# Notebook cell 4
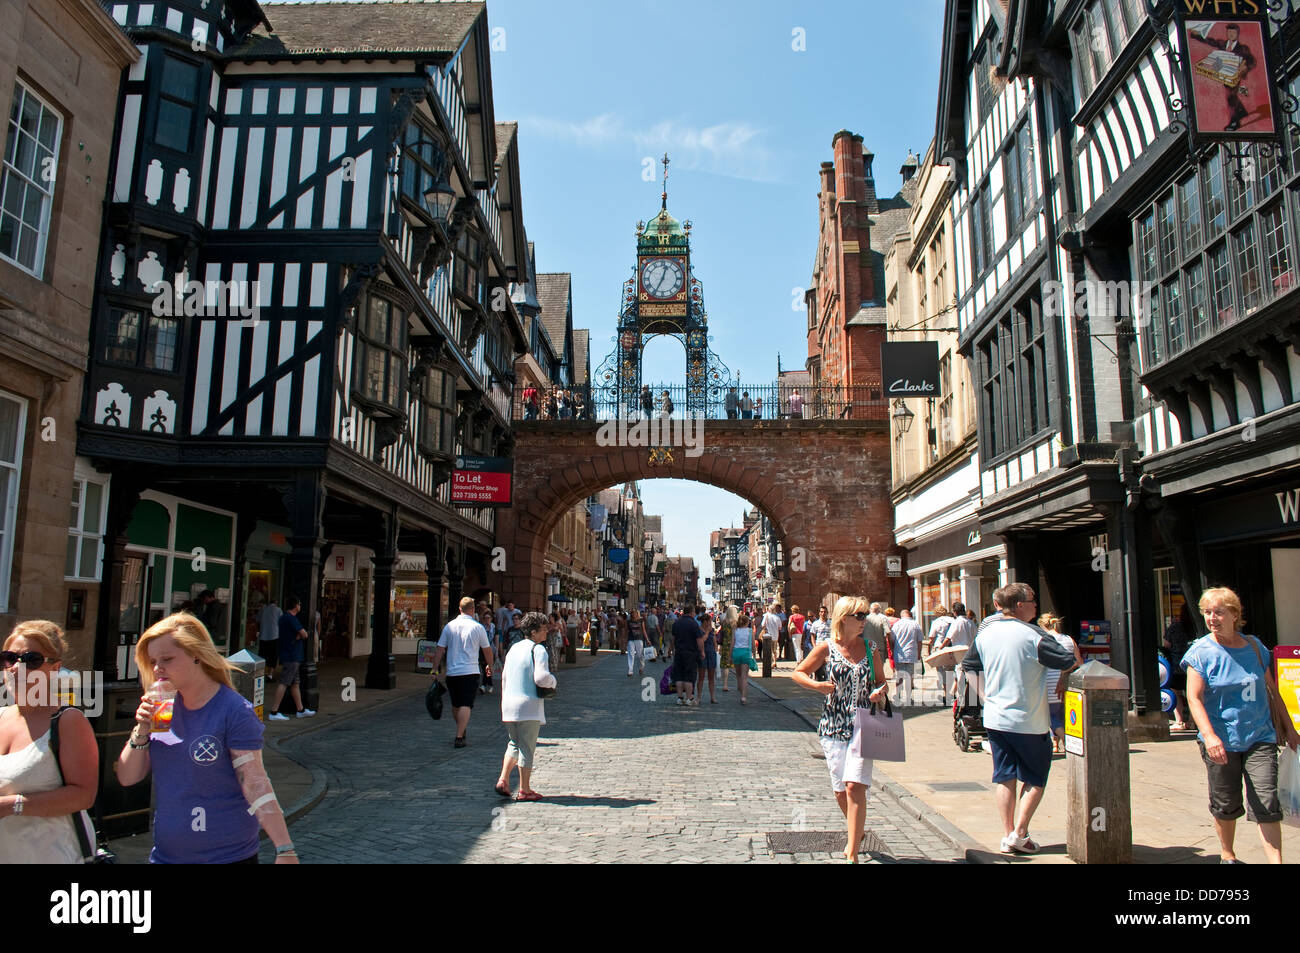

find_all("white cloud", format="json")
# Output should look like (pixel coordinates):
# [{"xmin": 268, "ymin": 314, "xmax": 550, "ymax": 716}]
[{"xmin": 519, "ymin": 114, "xmax": 778, "ymax": 182}]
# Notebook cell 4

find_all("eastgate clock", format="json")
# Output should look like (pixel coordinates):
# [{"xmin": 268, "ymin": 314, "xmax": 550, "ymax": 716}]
[{"xmin": 641, "ymin": 257, "xmax": 684, "ymax": 299}]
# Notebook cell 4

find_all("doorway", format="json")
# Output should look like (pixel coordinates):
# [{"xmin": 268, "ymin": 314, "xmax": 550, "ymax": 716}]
[{"xmin": 321, "ymin": 580, "xmax": 354, "ymax": 659}]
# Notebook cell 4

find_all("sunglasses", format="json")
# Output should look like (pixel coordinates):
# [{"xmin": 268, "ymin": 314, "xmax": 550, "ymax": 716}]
[
  {"xmin": 1, "ymin": 650, "xmax": 51, "ymax": 668},
  {"xmin": 851, "ymin": 612, "xmax": 868, "ymax": 621}
]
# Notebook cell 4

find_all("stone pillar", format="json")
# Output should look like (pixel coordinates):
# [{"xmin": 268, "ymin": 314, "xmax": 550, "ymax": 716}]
[{"xmin": 959, "ymin": 566, "xmax": 980, "ymax": 614}]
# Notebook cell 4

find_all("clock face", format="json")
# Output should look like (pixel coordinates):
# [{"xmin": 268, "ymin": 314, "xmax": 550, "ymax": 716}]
[{"xmin": 641, "ymin": 257, "xmax": 685, "ymax": 299}]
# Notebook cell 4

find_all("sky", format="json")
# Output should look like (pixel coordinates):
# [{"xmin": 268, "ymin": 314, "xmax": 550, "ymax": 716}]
[
  {"xmin": 282, "ymin": 0, "xmax": 947, "ymax": 599},
  {"xmin": 479, "ymin": 0, "xmax": 946, "ymax": 600}
]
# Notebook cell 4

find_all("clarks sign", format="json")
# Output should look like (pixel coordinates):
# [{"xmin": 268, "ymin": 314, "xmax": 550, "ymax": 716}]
[{"xmin": 880, "ymin": 342, "xmax": 940, "ymax": 396}]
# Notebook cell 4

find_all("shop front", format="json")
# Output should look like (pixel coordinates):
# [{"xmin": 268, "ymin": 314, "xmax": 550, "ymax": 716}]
[
  {"xmin": 904, "ymin": 521, "xmax": 1007, "ymax": 634},
  {"xmin": 321, "ymin": 545, "xmax": 374, "ymax": 660},
  {"xmin": 240, "ymin": 521, "xmax": 291, "ymax": 654}
]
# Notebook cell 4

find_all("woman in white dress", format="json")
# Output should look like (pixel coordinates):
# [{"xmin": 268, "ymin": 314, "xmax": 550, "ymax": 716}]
[{"xmin": 0, "ymin": 621, "xmax": 98, "ymax": 864}]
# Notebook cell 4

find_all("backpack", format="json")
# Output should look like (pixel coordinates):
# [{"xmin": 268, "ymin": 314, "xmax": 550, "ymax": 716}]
[
  {"xmin": 664, "ymin": 397, "xmax": 674, "ymax": 413},
  {"xmin": 659, "ymin": 665, "xmax": 676, "ymax": 695}
]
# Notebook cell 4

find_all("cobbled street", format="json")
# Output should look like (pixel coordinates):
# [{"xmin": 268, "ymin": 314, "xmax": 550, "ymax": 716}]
[{"xmin": 262, "ymin": 652, "xmax": 965, "ymax": 864}]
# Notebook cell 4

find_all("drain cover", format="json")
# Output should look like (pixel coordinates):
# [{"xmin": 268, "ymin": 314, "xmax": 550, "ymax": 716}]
[
  {"xmin": 924, "ymin": 782, "xmax": 986, "ymax": 792},
  {"xmin": 767, "ymin": 830, "xmax": 890, "ymax": 855}
]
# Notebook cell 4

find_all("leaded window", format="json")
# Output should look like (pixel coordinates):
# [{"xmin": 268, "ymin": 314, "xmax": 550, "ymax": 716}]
[
  {"xmin": 1234, "ymin": 222, "xmax": 1261, "ymax": 314},
  {"xmin": 103, "ymin": 307, "xmax": 180, "ymax": 372},
  {"xmin": 155, "ymin": 55, "xmax": 200, "ymax": 153},
  {"xmin": 978, "ymin": 289, "xmax": 1052, "ymax": 461},
  {"xmin": 1179, "ymin": 172, "xmax": 1202, "ymax": 255},
  {"xmin": 1261, "ymin": 202, "xmax": 1292, "ymax": 295},
  {"xmin": 1, "ymin": 82, "xmax": 60, "ymax": 277},
  {"xmin": 1186, "ymin": 259, "xmax": 1209, "ymax": 345},
  {"xmin": 417, "ymin": 365, "xmax": 456, "ymax": 458},
  {"xmin": 353, "ymin": 293, "xmax": 407, "ymax": 410}
]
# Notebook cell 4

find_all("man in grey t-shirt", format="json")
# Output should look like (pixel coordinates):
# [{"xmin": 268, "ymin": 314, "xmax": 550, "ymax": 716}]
[{"xmin": 889, "ymin": 610, "xmax": 923, "ymax": 706}]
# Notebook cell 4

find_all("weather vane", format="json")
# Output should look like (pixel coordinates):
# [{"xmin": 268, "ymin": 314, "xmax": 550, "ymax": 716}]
[{"xmin": 661, "ymin": 152, "xmax": 670, "ymax": 211}]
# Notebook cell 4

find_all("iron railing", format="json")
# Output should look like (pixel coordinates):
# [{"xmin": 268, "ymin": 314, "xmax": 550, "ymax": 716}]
[{"xmin": 514, "ymin": 382, "xmax": 886, "ymax": 422}]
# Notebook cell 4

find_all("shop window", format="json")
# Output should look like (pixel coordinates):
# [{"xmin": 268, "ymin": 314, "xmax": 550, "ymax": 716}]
[
  {"xmin": 66, "ymin": 477, "xmax": 107, "ymax": 581},
  {"xmin": 0, "ymin": 392, "xmax": 25, "ymax": 613},
  {"xmin": 1, "ymin": 81, "xmax": 61, "ymax": 277}
]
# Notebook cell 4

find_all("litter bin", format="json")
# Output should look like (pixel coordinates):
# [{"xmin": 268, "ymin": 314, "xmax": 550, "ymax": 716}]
[{"xmin": 228, "ymin": 648, "xmax": 267, "ymax": 723}]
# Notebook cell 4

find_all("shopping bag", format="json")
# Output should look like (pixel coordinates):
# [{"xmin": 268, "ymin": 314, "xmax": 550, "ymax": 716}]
[
  {"xmin": 643, "ymin": 646, "xmax": 657, "ymax": 662},
  {"xmin": 1280, "ymin": 746, "xmax": 1300, "ymax": 829},
  {"xmin": 425, "ymin": 680, "xmax": 445, "ymax": 720},
  {"xmin": 850, "ymin": 700, "xmax": 906, "ymax": 761}
]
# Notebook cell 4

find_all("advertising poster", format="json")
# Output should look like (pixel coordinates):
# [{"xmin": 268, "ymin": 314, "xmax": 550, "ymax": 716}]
[
  {"xmin": 1276, "ymin": 646, "xmax": 1300, "ymax": 732},
  {"xmin": 1178, "ymin": 12, "xmax": 1278, "ymax": 140}
]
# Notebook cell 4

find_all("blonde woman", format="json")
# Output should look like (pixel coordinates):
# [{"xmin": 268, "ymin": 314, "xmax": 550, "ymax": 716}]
[
  {"xmin": 1182, "ymin": 587, "xmax": 1300, "ymax": 864},
  {"xmin": 1037, "ymin": 614, "xmax": 1082, "ymax": 754},
  {"xmin": 115, "ymin": 613, "xmax": 299, "ymax": 864},
  {"xmin": 0, "ymin": 621, "xmax": 98, "ymax": 863},
  {"xmin": 793, "ymin": 596, "xmax": 888, "ymax": 863}
]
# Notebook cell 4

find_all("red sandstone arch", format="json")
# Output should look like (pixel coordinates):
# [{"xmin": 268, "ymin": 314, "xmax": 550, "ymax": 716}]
[{"xmin": 497, "ymin": 419, "xmax": 897, "ymax": 612}]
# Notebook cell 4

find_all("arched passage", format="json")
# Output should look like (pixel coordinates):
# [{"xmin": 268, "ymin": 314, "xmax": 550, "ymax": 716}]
[{"xmin": 497, "ymin": 419, "xmax": 897, "ymax": 612}]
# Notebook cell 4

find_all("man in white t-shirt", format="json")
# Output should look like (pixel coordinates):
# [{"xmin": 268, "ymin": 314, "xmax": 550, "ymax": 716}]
[
  {"xmin": 430, "ymin": 596, "xmax": 494, "ymax": 748},
  {"xmin": 761, "ymin": 604, "xmax": 783, "ymax": 664}
]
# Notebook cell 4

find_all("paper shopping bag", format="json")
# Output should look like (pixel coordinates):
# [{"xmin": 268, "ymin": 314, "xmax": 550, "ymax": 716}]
[{"xmin": 851, "ymin": 700, "xmax": 906, "ymax": 762}]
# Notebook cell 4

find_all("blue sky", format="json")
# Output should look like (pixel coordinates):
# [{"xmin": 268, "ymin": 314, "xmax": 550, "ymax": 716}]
[{"xmin": 479, "ymin": 0, "xmax": 946, "ymax": 598}]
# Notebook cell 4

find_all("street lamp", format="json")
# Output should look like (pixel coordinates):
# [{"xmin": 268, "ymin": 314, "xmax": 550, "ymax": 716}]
[
  {"xmin": 423, "ymin": 177, "xmax": 457, "ymax": 226},
  {"xmin": 891, "ymin": 399, "xmax": 915, "ymax": 437}
]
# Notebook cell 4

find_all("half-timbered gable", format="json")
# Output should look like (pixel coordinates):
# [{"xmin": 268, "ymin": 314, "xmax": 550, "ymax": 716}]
[{"xmin": 78, "ymin": 1, "xmax": 534, "ymax": 707}]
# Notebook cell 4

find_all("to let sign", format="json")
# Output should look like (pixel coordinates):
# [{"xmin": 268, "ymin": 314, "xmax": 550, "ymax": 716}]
[
  {"xmin": 450, "ymin": 456, "xmax": 513, "ymax": 505},
  {"xmin": 880, "ymin": 342, "xmax": 940, "ymax": 396}
]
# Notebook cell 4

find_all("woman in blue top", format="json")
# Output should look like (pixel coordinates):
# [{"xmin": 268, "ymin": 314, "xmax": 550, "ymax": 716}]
[
  {"xmin": 1182, "ymin": 587, "xmax": 1299, "ymax": 864},
  {"xmin": 115, "ymin": 613, "xmax": 298, "ymax": 863}
]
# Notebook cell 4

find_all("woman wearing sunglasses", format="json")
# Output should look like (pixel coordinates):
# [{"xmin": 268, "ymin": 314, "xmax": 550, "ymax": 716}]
[
  {"xmin": 0, "ymin": 621, "xmax": 98, "ymax": 863},
  {"xmin": 793, "ymin": 596, "xmax": 888, "ymax": 863},
  {"xmin": 114, "ymin": 613, "xmax": 298, "ymax": 863}
]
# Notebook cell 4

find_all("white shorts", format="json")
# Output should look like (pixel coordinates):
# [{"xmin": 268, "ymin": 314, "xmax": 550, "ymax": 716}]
[{"xmin": 819, "ymin": 733, "xmax": 874, "ymax": 793}]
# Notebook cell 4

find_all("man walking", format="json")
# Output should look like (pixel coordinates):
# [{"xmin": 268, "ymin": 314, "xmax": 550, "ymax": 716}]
[
  {"xmin": 889, "ymin": 609, "xmax": 923, "ymax": 706},
  {"xmin": 430, "ymin": 596, "xmax": 494, "ymax": 748},
  {"xmin": 672, "ymin": 607, "xmax": 706, "ymax": 706},
  {"xmin": 960, "ymin": 583, "xmax": 1075, "ymax": 854},
  {"xmin": 645, "ymin": 608, "xmax": 661, "ymax": 658},
  {"xmin": 761, "ymin": 603, "xmax": 784, "ymax": 665},
  {"xmin": 267, "ymin": 597, "xmax": 315, "ymax": 720},
  {"xmin": 862, "ymin": 602, "xmax": 890, "ymax": 659},
  {"xmin": 495, "ymin": 599, "xmax": 516, "ymax": 636},
  {"xmin": 257, "ymin": 596, "xmax": 282, "ymax": 673}
]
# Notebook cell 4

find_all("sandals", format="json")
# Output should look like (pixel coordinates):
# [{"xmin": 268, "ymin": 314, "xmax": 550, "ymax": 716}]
[{"xmin": 515, "ymin": 790, "xmax": 543, "ymax": 802}]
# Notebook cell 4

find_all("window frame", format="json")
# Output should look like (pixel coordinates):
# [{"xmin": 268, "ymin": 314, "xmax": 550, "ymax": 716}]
[
  {"xmin": 351, "ymin": 289, "xmax": 410, "ymax": 414},
  {"xmin": 66, "ymin": 472, "xmax": 108, "ymax": 582},
  {"xmin": 0, "ymin": 391, "xmax": 27, "ymax": 614},
  {"xmin": 415, "ymin": 362, "xmax": 457, "ymax": 460},
  {"xmin": 101, "ymin": 306, "xmax": 182, "ymax": 374},
  {"xmin": 1, "ymin": 80, "xmax": 62, "ymax": 279},
  {"xmin": 153, "ymin": 52, "xmax": 202, "ymax": 154}
]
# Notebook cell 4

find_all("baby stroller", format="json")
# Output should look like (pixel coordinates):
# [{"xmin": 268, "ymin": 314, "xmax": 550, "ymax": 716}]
[{"xmin": 952, "ymin": 667, "xmax": 987, "ymax": 752}]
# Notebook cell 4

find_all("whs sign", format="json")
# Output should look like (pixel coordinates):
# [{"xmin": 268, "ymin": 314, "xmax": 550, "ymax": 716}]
[{"xmin": 1278, "ymin": 488, "xmax": 1300, "ymax": 524}]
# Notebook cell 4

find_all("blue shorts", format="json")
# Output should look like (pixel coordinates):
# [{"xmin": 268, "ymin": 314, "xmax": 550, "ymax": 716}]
[
  {"xmin": 1049, "ymin": 703, "xmax": 1064, "ymax": 733},
  {"xmin": 987, "ymin": 728, "xmax": 1052, "ymax": 788}
]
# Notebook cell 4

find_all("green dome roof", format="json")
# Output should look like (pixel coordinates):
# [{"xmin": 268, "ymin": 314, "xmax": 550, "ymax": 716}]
[{"xmin": 642, "ymin": 208, "xmax": 685, "ymax": 240}]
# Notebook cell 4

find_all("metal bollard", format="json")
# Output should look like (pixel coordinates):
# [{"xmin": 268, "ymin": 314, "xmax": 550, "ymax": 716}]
[
  {"xmin": 1064, "ymin": 660, "xmax": 1132, "ymax": 864},
  {"xmin": 761, "ymin": 636, "xmax": 774, "ymax": 678}
]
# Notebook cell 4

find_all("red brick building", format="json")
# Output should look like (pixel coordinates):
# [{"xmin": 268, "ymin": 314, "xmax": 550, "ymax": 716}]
[{"xmin": 804, "ymin": 130, "xmax": 918, "ymax": 400}]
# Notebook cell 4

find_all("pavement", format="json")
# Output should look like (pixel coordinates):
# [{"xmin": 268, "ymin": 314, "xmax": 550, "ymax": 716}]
[
  {"xmin": 751, "ymin": 655, "xmax": 1300, "ymax": 864},
  {"xmin": 104, "ymin": 645, "xmax": 965, "ymax": 863}
]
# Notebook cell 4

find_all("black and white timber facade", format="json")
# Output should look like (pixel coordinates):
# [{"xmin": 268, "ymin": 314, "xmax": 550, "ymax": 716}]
[
  {"xmin": 79, "ymin": 0, "xmax": 531, "ymax": 693},
  {"xmin": 936, "ymin": 0, "xmax": 1300, "ymax": 726}
]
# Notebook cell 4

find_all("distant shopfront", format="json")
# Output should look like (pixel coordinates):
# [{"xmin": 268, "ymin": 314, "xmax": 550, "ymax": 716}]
[{"xmin": 903, "ymin": 521, "xmax": 1006, "ymax": 632}]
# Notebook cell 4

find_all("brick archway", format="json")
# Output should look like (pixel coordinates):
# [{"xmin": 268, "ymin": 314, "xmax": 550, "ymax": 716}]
[{"xmin": 497, "ymin": 419, "xmax": 896, "ymax": 612}]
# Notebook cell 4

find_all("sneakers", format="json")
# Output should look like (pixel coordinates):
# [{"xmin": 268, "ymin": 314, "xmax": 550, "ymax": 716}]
[
  {"xmin": 268, "ymin": 713, "xmax": 289, "ymax": 722},
  {"xmin": 676, "ymin": 696, "xmax": 685, "ymax": 706},
  {"xmin": 295, "ymin": 709, "xmax": 316, "ymax": 718},
  {"xmin": 999, "ymin": 833, "xmax": 1039, "ymax": 855}
]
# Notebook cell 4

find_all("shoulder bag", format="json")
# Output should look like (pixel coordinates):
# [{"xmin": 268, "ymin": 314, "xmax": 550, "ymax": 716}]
[
  {"xmin": 1247, "ymin": 638, "xmax": 1295, "ymax": 745},
  {"xmin": 49, "ymin": 707, "xmax": 116, "ymax": 864},
  {"xmin": 529, "ymin": 642, "xmax": 557, "ymax": 699}
]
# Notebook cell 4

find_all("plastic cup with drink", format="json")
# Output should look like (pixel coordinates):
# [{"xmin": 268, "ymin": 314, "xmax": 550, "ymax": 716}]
[{"xmin": 148, "ymin": 680, "xmax": 176, "ymax": 734}]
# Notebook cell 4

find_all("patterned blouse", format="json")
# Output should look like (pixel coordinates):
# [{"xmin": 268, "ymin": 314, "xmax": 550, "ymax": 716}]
[{"xmin": 818, "ymin": 638, "xmax": 877, "ymax": 741}]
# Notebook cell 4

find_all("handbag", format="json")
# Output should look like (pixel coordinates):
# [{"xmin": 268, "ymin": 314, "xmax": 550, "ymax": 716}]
[
  {"xmin": 425, "ymin": 679, "xmax": 446, "ymax": 720},
  {"xmin": 642, "ymin": 646, "xmax": 657, "ymax": 662},
  {"xmin": 48, "ymin": 708, "xmax": 117, "ymax": 864},
  {"xmin": 529, "ymin": 642, "xmax": 557, "ymax": 699},
  {"xmin": 1247, "ymin": 638, "xmax": 1294, "ymax": 744},
  {"xmin": 846, "ymin": 644, "xmax": 907, "ymax": 762}
]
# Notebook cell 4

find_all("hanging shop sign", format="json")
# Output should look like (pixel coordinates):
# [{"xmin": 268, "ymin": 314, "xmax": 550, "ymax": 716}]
[
  {"xmin": 1174, "ymin": 7, "xmax": 1281, "ymax": 142},
  {"xmin": 450, "ymin": 456, "xmax": 513, "ymax": 506},
  {"xmin": 608, "ymin": 548, "xmax": 630, "ymax": 565},
  {"xmin": 880, "ymin": 342, "xmax": 940, "ymax": 396}
]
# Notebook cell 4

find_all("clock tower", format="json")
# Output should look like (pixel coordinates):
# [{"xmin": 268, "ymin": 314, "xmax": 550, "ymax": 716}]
[{"xmin": 594, "ymin": 155, "xmax": 732, "ymax": 417}]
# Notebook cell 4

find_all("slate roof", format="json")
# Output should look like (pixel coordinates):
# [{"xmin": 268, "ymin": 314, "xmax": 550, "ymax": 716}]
[
  {"xmin": 229, "ymin": 1, "xmax": 483, "ymax": 60},
  {"xmin": 535, "ymin": 273, "xmax": 571, "ymax": 357},
  {"xmin": 573, "ymin": 329, "xmax": 589, "ymax": 385}
]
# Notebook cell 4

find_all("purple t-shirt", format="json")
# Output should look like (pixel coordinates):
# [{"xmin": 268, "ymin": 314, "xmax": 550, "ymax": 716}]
[{"xmin": 149, "ymin": 684, "xmax": 264, "ymax": 864}]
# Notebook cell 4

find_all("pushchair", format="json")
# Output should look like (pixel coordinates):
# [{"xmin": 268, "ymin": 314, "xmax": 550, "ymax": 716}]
[{"xmin": 952, "ymin": 667, "xmax": 987, "ymax": 752}]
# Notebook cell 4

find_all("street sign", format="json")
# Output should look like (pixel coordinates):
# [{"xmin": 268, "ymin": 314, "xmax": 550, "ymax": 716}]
[
  {"xmin": 885, "ymin": 556, "xmax": 902, "ymax": 577},
  {"xmin": 1064, "ymin": 689, "xmax": 1084, "ymax": 756},
  {"xmin": 450, "ymin": 456, "xmax": 513, "ymax": 505},
  {"xmin": 881, "ymin": 341, "xmax": 940, "ymax": 397}
]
